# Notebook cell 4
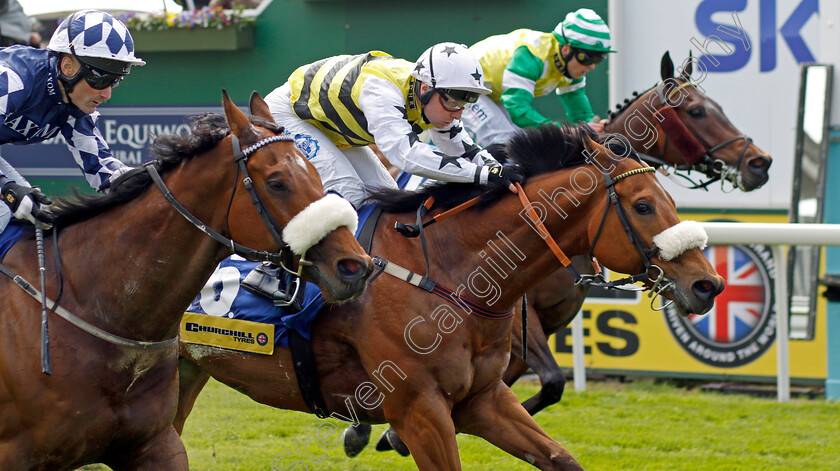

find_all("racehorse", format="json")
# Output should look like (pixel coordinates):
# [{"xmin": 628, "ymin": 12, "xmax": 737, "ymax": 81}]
[
  {"xmin": 0, "ymin": 91, "xmax": 372, "ymax": 470},
  {"xmin": 175, "ymin": 124, "xmax": 724, "ymax": 470},
  {"xmin": 347, "ymin": 50, "xmax": 772, "ymax": 456},
  {"xmin": 498, "ymin": 50, "xmax": 772, "ymax": 419}
]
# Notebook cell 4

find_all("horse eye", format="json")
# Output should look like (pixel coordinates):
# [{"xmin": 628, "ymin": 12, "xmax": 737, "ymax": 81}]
[
  {"xmin": 267, "ymin": 180, "xmax": 288, "ymax": 192},
  {"xmin": 634, "ymin": 201, "xmax": 652, "ymax": 214},
  {"xmin": 687, "ymin": 107, "xmax": 705, "ymax": 118}
]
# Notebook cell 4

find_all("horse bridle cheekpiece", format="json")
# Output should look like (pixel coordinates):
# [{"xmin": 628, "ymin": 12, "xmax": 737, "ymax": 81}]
[{"xmin": 651, "ymin": 81, "xmax": 753, "ymax": 190}]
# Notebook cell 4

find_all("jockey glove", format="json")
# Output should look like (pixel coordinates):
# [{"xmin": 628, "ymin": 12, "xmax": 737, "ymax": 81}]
[
  {"xmin": 486, "ymin": 164, "xmax": 526, "ymax": 189},
  {"xmin": 1, "ymin": 179, "xmax": 54, "ymax": 227}
]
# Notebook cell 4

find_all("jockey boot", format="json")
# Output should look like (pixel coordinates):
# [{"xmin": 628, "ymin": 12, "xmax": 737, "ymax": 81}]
[{"xmin": 241, "ymin": 262, "xmax": 304, "ymax": 313}]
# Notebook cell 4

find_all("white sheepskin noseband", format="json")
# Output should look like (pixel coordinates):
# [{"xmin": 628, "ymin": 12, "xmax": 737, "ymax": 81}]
[
  {"xmin": 282, "ymin": 194, "xmax": 358, "ymax": 255},
  {"xmin": 652, "ymin": 220, "xmax": 708, "ymax": 261}
]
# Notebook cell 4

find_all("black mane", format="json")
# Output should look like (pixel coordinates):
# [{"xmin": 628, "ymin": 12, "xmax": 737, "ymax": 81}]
[
  {"xmin": 49, "ymin": 113, "xmax": 281, "ymax": 228},
  {"xmin": 608, "ymin": 84, "xmax": 656, "ymax": 121},
  {"xmin": 368, "ymin": 123, "xmax": 639, "ymax": 213}
]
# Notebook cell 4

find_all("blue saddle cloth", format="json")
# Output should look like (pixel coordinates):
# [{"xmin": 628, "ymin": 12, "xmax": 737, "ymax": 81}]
[
  {"xmin": 187, "ymin": 203, "xmax": 380, "ymax": 349},
  {"xmin": 0, "ymin": 220, "xmax": 27, "ymax": 262}
]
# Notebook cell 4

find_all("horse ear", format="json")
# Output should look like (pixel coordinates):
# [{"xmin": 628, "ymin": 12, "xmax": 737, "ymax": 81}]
[
  {"xmin": 249, "ymin": 91, "xmax": 276, "ymax": 124},
  {"xmin": 681, "ymin": 51, "xmax": 693, "ymax": 80},
  {"xmin": 661, "ymin": 51, "xmax": 674, "ymax": 80},
  {"xmin": 222, "ymin": 89, "xmax": 250, "ymax": 136},
  {"xmin": 582, "ymin": 132, "xmax": 607, "ymax": 164}
]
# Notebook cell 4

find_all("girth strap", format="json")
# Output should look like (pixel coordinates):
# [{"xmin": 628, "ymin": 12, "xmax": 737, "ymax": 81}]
[{"xmin": 289, "ymin": 329, "xmax": 330, "ymax": 418}]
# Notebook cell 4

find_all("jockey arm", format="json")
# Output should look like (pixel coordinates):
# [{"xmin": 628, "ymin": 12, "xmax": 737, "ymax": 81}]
[
  {"xmin": 60, "ymin": 107, "xmax": 132, "ymax": 193},
  {"xmin": 360, "ymin": 77, "xmax": 495, "ymax": 184},
  {"xmin": 499, "ymin": 45, "xmax": 553, "ymax": 129},
  {"xmin": 556, "ymin": 81, "xmax": 595, "ymax": 124}
]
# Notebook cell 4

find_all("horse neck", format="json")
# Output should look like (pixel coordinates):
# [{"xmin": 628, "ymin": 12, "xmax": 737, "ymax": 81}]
[
  {"xmin": 59, "ymin": 149, "xmax": 237, "ymax": 341},
  {"xmin": 605, "ymin": 87, "xmax": 671, "ymax": 164},
  {"xmin": 414, "ymin": 169, "xmax": 605, "ymax": 311}
]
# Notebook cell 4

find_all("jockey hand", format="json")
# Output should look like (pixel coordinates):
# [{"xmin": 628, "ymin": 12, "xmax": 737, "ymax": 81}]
[
  {"xmin": 486, "ymin": 164, "xmax": 525, "ymax": 193},
  {"xmin": 587, "ymin": 116, "xmax": 608, "ymax": 133},
  {"xmin": 1, "ymin": 180, "xmax": 54, "ymax": 228}
]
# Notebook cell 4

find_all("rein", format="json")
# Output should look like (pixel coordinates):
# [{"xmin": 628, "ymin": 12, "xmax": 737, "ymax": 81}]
[{"xmin": 0, "ymin": 132, "xmax": 304, "ymax": 359}]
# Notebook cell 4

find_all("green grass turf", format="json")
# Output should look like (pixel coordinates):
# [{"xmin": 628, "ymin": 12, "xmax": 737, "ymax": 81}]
[{"xmin": 79, "ymin": 377, "xmax": 840, "ymax": 470}]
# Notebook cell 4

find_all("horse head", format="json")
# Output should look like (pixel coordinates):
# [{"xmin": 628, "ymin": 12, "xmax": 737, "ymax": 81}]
[
  {"xmin": 221, "ymin": 90, "xmax": 372, "ymax": 302},
  {"xmin": 581, "ymin": 133, "xmax": 724, "ymax": 315},
  {"xmin": 607, "ymin": 51, "xmax": 771, "ymax": 191}
]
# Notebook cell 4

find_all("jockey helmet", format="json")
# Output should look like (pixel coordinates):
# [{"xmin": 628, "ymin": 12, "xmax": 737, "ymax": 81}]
[
  {"xmin": 412, "ymin": 42, "xmax": 491, "ymax": 106},
  {"xmin": 554, "ymin": 8, "xmax": 616, "ymax": 54},
  {"xmin": 48, "ymin": 10, "xmax": 145, "ymax": 93}
]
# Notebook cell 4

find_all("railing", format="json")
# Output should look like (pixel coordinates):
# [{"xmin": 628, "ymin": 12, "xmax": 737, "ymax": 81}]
[{"xmin": 571, "ymin": 222, "xmax": 840, "ymax": 402}]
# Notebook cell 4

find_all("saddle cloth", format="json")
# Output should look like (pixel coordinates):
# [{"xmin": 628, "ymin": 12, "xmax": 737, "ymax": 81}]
[
  {"xmin": 0, "ymin": 220, "xmax": 28, "ymax": 262},
  {"xmin": 181, "ymin": 202, "xmax": 381, "ymax": 354}
]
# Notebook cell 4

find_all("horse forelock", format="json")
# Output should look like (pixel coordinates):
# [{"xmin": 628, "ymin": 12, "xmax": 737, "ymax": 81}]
[{"xmin": 51, "ymin": 112, "xmax": 279, "ymax": 227}]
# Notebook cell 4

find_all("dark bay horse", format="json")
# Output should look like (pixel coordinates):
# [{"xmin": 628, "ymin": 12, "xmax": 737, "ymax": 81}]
[
  {"xmin": 349, "ymin": 51, "xmax": 772, "ymax": 457},
  {"xmin": 175, "ymin": 125, "xmax": 723, "ymax": 470},
  {"xmin": 0, "ymin": 91, "xmax": 371, "ymax": 470}
]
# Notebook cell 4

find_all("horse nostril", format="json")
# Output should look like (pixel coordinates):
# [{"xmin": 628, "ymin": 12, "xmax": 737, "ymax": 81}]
[
  {"xmin": 337, "ymin": 258, "xmax": 366, "ymax": 281},
  {"xmin": 692, "ymin": 279, "xmax": 721, "ymax": 302},
  {"xmin": 748, "ymin": 156, "xmax": 771, "ymax": 173}
]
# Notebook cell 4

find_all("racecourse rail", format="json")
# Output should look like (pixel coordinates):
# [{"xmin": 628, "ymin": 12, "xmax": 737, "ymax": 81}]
[{"xmin": 571, "ymin": 222, "xmax": 840, "ymax": 403}]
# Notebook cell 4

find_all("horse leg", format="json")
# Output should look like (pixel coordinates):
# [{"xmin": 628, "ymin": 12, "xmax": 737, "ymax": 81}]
[
  {"xmin": 453, "ymin": 382, "xmax": 582, "ymax": 470},
  {"xmin": 385, "ymin": 397, "xmax": 461, "ymax": 470},
  {"xmin": 506, "ymin": 300, "xmax": 568, "ymax": 416},
  {"xmin": 173, "ymin": 356, "xmax": 211, "ymax": 435},
  {"xmin": 112, "ymin": 426, "xmax": 189, "ymax": 471}
]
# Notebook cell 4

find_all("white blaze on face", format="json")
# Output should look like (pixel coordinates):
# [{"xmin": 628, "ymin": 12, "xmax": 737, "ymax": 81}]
[
  {"xmin": 652, "ymin": 220, "xmax": 708, "ymax": 261},
  {"xmin": 282, "ymin": 194, "xmax": 358, "ymax": 254},
  {"xmin": 295, "ymin": 155, "xmax": 309, "ymax": 171}
]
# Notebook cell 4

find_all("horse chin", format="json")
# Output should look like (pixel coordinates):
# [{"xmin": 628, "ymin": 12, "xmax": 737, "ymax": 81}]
[
  {"xmin": 303, "ymin": 265, "xmax": 366, "ymax": 304},
  {"xmin": 732, "ymin": 167, "xmax": 770, "ymax": 192},
  {"xmin": 668, "ymin": 287, "xmax": 716, "ymax": 317}
]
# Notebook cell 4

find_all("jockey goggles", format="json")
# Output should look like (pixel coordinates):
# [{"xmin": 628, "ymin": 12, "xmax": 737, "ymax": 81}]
[
  {"xmin": 437, "ymin": 89, "xmax": 480, "ymax": 112},
  {"xmin": 571, "ymin": 47, "xmax": 605, "ymax": 66},
  {"xmin": 78, "ymin": 61, "xmax": 123, "ymax": 89},
  {"xmin": 70, "ymin": 45, "xmax": 124, "ymax": 90}
]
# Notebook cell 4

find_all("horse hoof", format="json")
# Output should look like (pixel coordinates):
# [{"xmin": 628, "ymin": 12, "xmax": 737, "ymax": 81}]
[
  {"xmin": 342, "ymin": 423, "xmax": 372, "ymax": 458},
  {"xmin": 376, "ymin": 428, "xmax": 411, "ymax": 457}
]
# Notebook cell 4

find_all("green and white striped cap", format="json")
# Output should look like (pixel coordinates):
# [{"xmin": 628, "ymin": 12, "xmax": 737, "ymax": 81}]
[{"xmin": 554, "ymin": 8, "xmax": 616, "ymax": 53}]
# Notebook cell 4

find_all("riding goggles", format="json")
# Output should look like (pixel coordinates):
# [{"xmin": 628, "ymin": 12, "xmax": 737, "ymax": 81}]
[
  {"xmin": 437, "ymin": 89, "xmax": 480, "ymax": 112},
  {"xmin": 79, "ymin": 61, "xmax": 124, "ymax": 89},
  {"xmin": 571, "ymin": 48, "xmax": 605, "ymax": 66}
]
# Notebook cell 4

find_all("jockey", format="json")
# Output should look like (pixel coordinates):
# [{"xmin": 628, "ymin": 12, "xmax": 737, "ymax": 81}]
[
  {"xmin": 460, "ymin": 8, "xmax": 615, "ymax": 152},
  {"xmin": 264, "ymin": 42, "xmax": 525, "ymax": 210},
  {"xmin": 0, "ymin": 9, "xmax": 143, "ymax": 234}
]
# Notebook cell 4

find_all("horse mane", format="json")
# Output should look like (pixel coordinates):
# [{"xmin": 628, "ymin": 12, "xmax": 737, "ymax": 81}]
[
  {"xmin": 49, "ymin": 113, "xmax": 281, "ymax": 228},
  {"xmin": 368, "ymin": 123, "xmax": 639, "ymax": 213},
  {"xmin": 607, "ymin": 84, "xmax": 656, "ymax": 121}
]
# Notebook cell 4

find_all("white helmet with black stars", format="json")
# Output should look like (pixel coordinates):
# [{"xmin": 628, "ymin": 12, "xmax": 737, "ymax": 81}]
[{"xmin": 412, "ymin": 42, "xmax": 490, "ymax": 105}]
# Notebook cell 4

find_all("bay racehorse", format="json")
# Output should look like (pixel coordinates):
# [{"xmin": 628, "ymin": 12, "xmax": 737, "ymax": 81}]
[
  {"xmin": 0, "ymin": 91, "xmax": 371, "ymax": 470},
  {"xmin": 349, "ymin": 50, "xmax": 772, "ymax": 456},
  {"xmin": 175, "ymin": 124, "xmax": 723, "ymax": 470},
  {"xmin": 497, "ymin": 50, "xmax": 772, "ymax": 420}
]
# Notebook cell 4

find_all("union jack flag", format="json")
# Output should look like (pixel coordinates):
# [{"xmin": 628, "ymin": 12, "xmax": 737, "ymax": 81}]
[{"xmin": 689, "ymin": 245, "xmax": 768, "ymax": 343}]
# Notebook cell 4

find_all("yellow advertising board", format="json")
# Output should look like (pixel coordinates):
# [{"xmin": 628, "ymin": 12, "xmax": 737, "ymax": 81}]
[{"xmin": 550, "ymin": 212, "xmax": 827, "ymax": 383}]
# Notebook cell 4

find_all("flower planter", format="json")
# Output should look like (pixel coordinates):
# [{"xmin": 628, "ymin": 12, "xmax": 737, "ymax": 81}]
[{"xmin": 131, "ymin": 25, "xmax": 254, "ymax": 52}]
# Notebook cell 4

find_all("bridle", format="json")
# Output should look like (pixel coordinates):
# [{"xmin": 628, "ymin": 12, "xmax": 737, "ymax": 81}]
[
  {"xmin": 635, "ymin": 81, "xmax": 754, "ymax": 191},
  {"xmin": 518, "ymin": 165, "xmax": 672, "ymax": 308}
]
